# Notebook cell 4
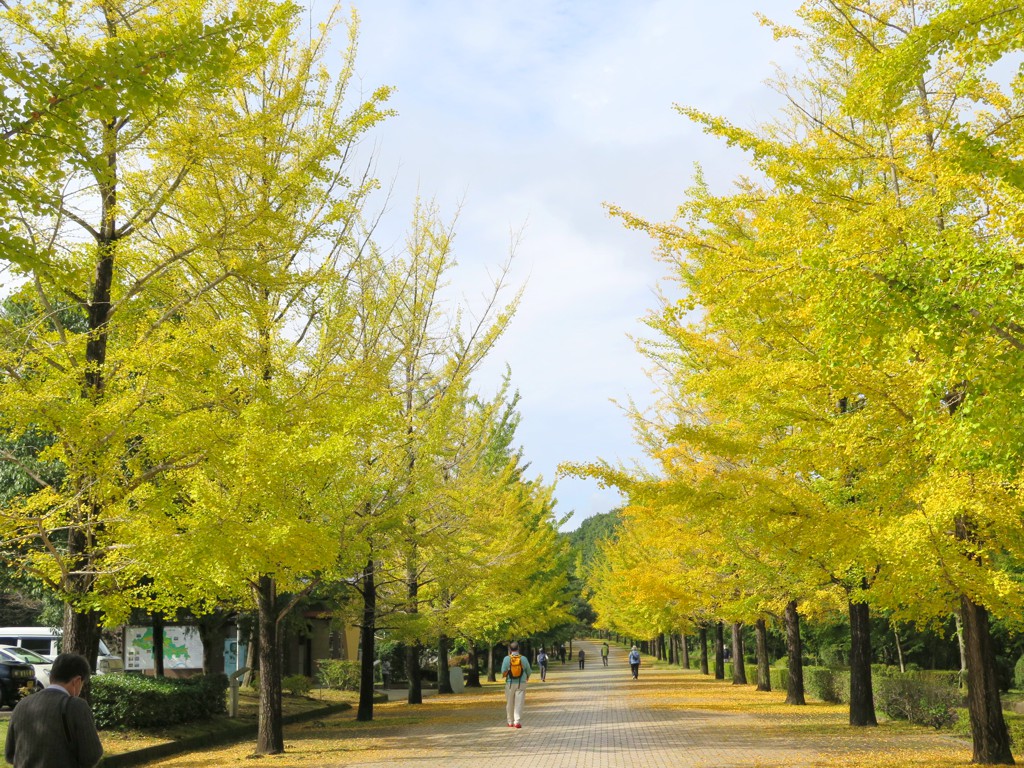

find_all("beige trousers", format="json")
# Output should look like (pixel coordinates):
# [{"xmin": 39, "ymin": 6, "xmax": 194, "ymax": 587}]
[{"xmin": 505, "ymin": 679, "xmax": 526, "ymax": 724}]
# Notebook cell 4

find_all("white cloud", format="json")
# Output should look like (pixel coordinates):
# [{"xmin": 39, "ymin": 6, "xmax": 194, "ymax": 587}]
[{"xmin": 340, "ymin": 0, "xmax": 802, "ymax": 528}]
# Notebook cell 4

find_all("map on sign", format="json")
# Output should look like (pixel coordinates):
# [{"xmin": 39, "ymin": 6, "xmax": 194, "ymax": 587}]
[{"xmin": 125, "ymin": 626, "xmax": 203, "ymax": 671}]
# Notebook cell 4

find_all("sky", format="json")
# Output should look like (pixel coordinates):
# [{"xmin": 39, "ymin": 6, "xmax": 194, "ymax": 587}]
[{"xmin": 338, "ymin": 1, "xmax": 803, "ymax": 529}]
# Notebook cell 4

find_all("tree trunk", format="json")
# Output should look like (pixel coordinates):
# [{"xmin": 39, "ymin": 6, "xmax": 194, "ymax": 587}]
[
  {"xmin": 153, "ymin": 611, "xmax": 165, "ymax": 678},
  {"xmin": 466, "ymin": 643, "xmax": 481, "ymax": 687},
  {"xmin": 714, "ymin": 622, "xmax": 725, "ymax": 680},
  {"xmin": 955, "ymin": 612, "xmax": 967, "ymax": 679},
  {"xmin": 405, "ymin": 561, "xmax": 422, "ymax": 704},
  {"xmin": 255, "ymin": 576, "xmax": 283, "ymax": 755},
  {"xmin": 894, "ymin": 623, "xmax": 906, "ymax": 674},
  {"xmin": 60, "ymin": 107, "xmax": 118, "ymax": 689},
  {"xmin": 755, "ymin": 619, "xmax": 771, "ymax": 691},
  {"xmin": 668, "ymin": 634, "xmax": 676, "ymax": 665},
  {"xmin": 487, "ymin": 643, "xmax": 496, "ymax": 682},
  {"xmin": 681, "ymin": 634, "xmax": 690, "ymax": 669},
  {"xmin": 241, "ymin": 623, "xmax": 257, "ymax": 688},
  {"xmin": 848, "ymin": 598, "xmax": 877, "ymax": 726},
  {"xmin": 84, "ymin": 119, "xmax": 117, "ymax": 400},
  {"xmin": 731, "ymin": 623, "xmax": 747, "ymax": 685},
  {"xmin": 357, "ymin": 558, "xmax": 376, "ymax": 722},
  {"xmin": 961, "ymin": 594, "xmax": 1013, "ymax": 764},
  {"xmin": 437, "ymin": 632, "xmax": 453, "ymax": 694},
  {"xmin": 784, "ymin": 600, "xmax": 805, "ymax": 705},
  {"xmin": 197, "ymin": 612, "xmax": 227, "ymax": 675},
  {"xmin": 62, "ymin": 602, "xmax": 100, "ymax": 673},
  {"xmin": 405, "ymin": 642, "xmax": 422, "ymax": 705},
  {"xmin": 699, "ymin": 627, "xmax": 709, "ymax": 675}
]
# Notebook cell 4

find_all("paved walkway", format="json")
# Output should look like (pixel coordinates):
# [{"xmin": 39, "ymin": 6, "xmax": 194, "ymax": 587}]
[
  {"xmin": 334, "ymin": 639, "xmax": 821, "ymax": 768},
  {"xmin": 145, "ymin": 638, "xmax": 976, "ymax": 768}
]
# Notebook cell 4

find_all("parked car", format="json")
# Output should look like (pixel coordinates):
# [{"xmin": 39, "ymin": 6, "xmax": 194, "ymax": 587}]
[
  {"xmin": 0, "ymin": 645, "xmax": 52, "ymax": 689},
  {"xmin": 0, "ymin": 626, "xmax": 123, "ymax": 674},
  {"xmin": 0, "ymin": 657, "xmax": 34, "ymax": 709}
]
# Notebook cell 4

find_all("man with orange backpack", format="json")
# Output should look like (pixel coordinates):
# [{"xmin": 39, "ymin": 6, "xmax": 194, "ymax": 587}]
[{"xmin": 501, "ymin": 641, "xmax": 532, "ymax": 728}]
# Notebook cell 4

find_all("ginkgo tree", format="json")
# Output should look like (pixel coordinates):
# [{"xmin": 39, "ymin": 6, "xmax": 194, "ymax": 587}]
[
  {"xmin": 0, "ymin": 0, "xmax": 291, "ymax": 662},
  {"xmin": 577, "ymin": 1, "xmax": 1024, "ymax": 764},
  {"xmin": 0, "ymin": 1, "xmax": 394, "ymax": 755}
]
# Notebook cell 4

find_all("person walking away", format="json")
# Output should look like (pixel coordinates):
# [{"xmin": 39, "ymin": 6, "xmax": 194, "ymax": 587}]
[
  {"xmin": 537, "ymin": 648, "xmax": 548, "ymax": 682},
  {"xmin": 5, "ymin": 653, "xmax": 103, "ymax": 768},
  {"xmin": 558, "ymin": 645, "xmax": 566, "ymax": 664},
  {"xmin": 578, "ymin": 648, "xmax": 586, "ymax": 670},
  {"xmin": 601, "ymin": 642, "xmax": 609, "ymax": 667},
  {"xmin": 501, "ymin": 642, "xmax": 532, "ymax": 728},
  {"xmin": 629, "ymin": 645, "xmax": 641, "ymax": 679}
]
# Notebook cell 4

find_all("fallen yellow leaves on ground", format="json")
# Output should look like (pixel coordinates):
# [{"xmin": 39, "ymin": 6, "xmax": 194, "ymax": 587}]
[{"xmin": 134, "ymin": 666, "xmax": 1016, "ymax": 767}]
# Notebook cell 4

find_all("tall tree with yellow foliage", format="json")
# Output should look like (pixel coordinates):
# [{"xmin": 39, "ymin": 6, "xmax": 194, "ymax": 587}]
[
  {"xmin": 588, "ymin": 1, "xmax": 1024, "ymax": 761},
  {"xmin": 0, "ymin": 0, "xmax": 292, "ymax": 666}
]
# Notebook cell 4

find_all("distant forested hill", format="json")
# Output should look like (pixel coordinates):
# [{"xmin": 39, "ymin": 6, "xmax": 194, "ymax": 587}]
[{"xmin": 567, "ymin": 509, "xmax": 621, "ymax": 570}]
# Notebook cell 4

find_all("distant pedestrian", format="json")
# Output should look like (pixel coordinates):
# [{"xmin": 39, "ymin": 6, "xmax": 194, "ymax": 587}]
[
  {"xmin": 558, "ymin": 645, "xmax": 566, "ymax": 664},
  {"xmin": 578, "ymin": 649, "xmax": 586, "ymax": 670},
  {"xmin": 537, "ymin": 648, "xmax": 548, "ymax": 682},
  {"xmin": 629, "ymin": 645, "xmax": 641, "ymax": 679},
  {"xmin": 601, "ymin": 642, "xmax": 609, "ymax": 667},
  {"xmin": 501, "ymin": 642, "xmax": 532, "ymax": 728},
  {"xmin": 5, "ymin": 653, "xmax": 103, "ymax": 768}
]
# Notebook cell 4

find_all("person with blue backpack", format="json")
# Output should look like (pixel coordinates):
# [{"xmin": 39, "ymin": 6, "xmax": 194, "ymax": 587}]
[
  {"xmin": 501, "ymin": 641, "xmax": 532, "ymax": 728},
  {"xmin": 629, "ymin": 645, "xmax": 641, "ymax": 679}
]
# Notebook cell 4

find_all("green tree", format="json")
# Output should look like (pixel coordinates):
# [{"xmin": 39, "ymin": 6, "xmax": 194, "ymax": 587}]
[{"xmin": 0, "ymin": 0, "xmax": 289, "ymax": 666}]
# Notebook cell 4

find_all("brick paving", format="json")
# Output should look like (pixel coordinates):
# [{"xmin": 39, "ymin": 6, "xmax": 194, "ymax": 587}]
[
  {"xmin": 311, "ymin": 640, "xmax": 827, "ymax": 768},
  {"xmin": 144, "ymin": 638, "xmax": 975, "ymax": 767}
]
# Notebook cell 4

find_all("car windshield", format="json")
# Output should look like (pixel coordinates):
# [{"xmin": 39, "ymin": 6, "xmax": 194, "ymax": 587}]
[{"xmin": 0, "ymin": 646, "xmax": 49, "ymax": 664}]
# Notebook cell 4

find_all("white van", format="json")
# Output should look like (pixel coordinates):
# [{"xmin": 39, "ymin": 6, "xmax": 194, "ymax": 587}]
[{"xmin": 0, "ymin": 627, "xmax": 124, "ymax": 674}]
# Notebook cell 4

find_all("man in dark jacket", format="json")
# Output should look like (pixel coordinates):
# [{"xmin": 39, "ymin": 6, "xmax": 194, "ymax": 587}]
[{"xmin": 5, "ymin": 653, "xmax": 103, "ymax": 768}]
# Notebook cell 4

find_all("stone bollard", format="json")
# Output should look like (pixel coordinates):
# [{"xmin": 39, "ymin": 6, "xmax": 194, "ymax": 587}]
[{"xmin": 229, "ymin": 667, "xmax": 250, "ymax": 717}]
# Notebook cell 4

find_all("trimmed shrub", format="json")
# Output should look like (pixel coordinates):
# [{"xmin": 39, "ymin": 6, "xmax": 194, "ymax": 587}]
[
  {"xmin": 874, "ymin": 674, "xmax": 960, "ymax": 729},
  {"xmin": 722, "ymin": 661, "xmax": 752, "ymax": 683},
  {"xmin": 804, "ymin": 667, "xmax": 843, "ymax": 704},
  {"xmin": 874, "ymin": 666, "xmax": 962, "ymax": 687},
  {"xmin": 769, "ymin": 667, "xmax": 789, "ymax": 692},
  {"xmin": 91, "ymin": 673, "xmax": 228, "ymax": 729},
  {"xmin": 916, "ymin": 670, "xmax": 962, "ymax": 688},
  {"xmin": 871, "ymin": 663, "xmax": 891, "ymax": 678},
  {"xmin": 317, "ymin": 659, "xmax": 361, "ymax": 691},
  {"xmin": 283, "ymin": 674, "xmax": 312, "ymax": 696},
  {"xmin": 766, "ymin": 666, "xmax": 846, "ymax": 701},
  {"xmin": 829, "ymin": 669, "xmax": 851, "ymax": 704}
]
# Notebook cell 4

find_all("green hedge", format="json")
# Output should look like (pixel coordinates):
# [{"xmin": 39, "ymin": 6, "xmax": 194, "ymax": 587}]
[
  {"xmin": 317, "ymin": 659, "xmax": 361, "ymax": 691},
  {"xmin": 765, "ymin": 665, "xmax": 842, "ymax": 700},
  {"xmin": 770, "ymin": 667, "xmax": 789, "ymax": 691},
  {"xmin": 874, "ymin": 673, "xmax": 960, "ymax": 728},
  {"xmin": 722, "ymin": 662, "xmax": 754, "ymax": 682},
  {"xmin": 804, "ymin": 666, "xmax": 843, "ymax": 703},
  {"xmin": 91, "ymin": 673, "xmax": 228, "ymax": 729},
  {"xmin": 283, "ymin": 674, "xmax": 313, "ymax": 696},
  {"xmin": 764, "ymin": 663, "xmax": 963, "ymax": 716}
]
